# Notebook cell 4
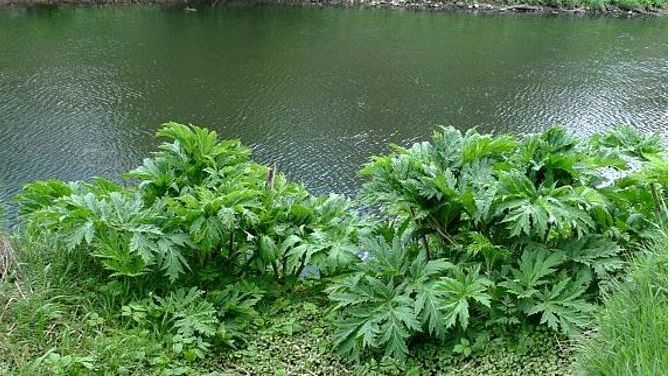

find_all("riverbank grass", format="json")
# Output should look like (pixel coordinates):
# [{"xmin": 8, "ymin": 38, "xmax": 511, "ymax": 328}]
[{"xmin": 576, "ymin": 230, "xmax": 668, "ymax": 376}]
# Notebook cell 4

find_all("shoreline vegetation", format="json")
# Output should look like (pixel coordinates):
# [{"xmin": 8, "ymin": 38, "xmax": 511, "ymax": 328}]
[
  {"xmin": 577, "ymin": 230, "xmax": 668, "ymax": 375},
  {"xmin": 0, "ymin": 122, "xmax": 667, "ymax": 375},
  {"xmin": 0, "ymin": 0, "xmax": 666, "ymax": 16}
]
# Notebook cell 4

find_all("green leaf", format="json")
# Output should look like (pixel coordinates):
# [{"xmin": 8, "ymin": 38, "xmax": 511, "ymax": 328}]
[
  {"xmin": 526, "ymin": 278, "xmax": 594, "ymax": 335},
  {"xmin": 64, "ymin": 221, "xmax": 95, "ymax": 250},
  {"xmin": 129, "ymin": 231, "xmax": 157, "ymax": 265},
  {"xmin": 258, "ymin": 235, "xmax": 278, "ymax": 263},
  {"xmin": 500, "ymin": 245, "xmax": 566, "ymax": 299},
  {"xmin": 436, "ymin": 266, "xmax": 493, "ymax": 330},
  {"xmin": 561, "ymin": 235, "xmax": 622, "ymax": 280}
]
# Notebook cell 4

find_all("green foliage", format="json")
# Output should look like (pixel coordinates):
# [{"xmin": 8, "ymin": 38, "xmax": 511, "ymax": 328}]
[
  {"xmin": 327, "ymin": 235, "xmax": 497, "ymax": 360},
  {"xmin": 337, "ymin": 124, "xmax": 666, "ymax": 360},
  {"xmin": 214, "ymin": 294, "xmax": 575, "ymax": 376},
  {"xmin": 1, "ymin": 232, "xmax": 204, "ymax": 376},
  {"xmin": 576, "ymin": 230, "xmax": 668, "ymax": 376},
  {"xmin": 8, "ymin": 122, "xmax": 668, "ymax": 371},
  {"xmin": 435, "ymin": 266, "xmax": 493, "ymax": 330},
  {"xmin": 586, "ymin": 0, "xmax": 606, "ymax": 8},
  {"xmin": 212, "ymin": 295, "xmax": 350, "ymax": 375},
  {"xmin": 591, "ymin": 124, "xmax": 663, "ymax": 159},
  {"xmin": 18, "ymin": 122, "xmax": 365, "ymax": 286},
  {"xmin": 122, "ymin": 288, "xmax": 218, "ymax": 361},
  {"xmin": 496, "ymin": 0, "xmax": 665, "ymax": 10},
  {"xmin": 17, "ymin": 179, "xmax": 188, "ymax": 281},
  {"xmin": 525, "ymin": 278, "xmax": 593, "ymax": 335},
  {"xmin": 15, "ymin": 122, "xmax": 366, "ymax": 363},
  {"xmin": 31, "ymin": 350, "xmax": 96, "ymax": 375},
  {"xmin": 327, "ymin": 237, "xmax": 431, "ymax": 360}
]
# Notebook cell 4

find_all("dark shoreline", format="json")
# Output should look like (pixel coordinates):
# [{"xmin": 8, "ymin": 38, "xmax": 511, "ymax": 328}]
[
  {"xmin": 0, "ymin": 0, "xmax": 666, "ymax": 16},
  {"xmin": 254, "ymin": 0, "xmax": 667, "ymax": 16}
]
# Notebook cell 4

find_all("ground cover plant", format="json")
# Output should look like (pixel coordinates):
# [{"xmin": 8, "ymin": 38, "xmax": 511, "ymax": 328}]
[{"xmin": 0, "ymin": 122, "xmax": 666, "ymax": 375}]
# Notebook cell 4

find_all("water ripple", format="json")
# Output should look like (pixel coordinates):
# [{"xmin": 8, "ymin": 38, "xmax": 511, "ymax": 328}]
[{"xmin": 0, "ymin": 6, "xmax": 667, "ymax": 213}]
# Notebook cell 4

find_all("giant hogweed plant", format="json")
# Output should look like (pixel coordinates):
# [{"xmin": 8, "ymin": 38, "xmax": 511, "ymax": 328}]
[
  {"xmin": 327, "ymin": 232, "xmax": 493, "ymax": 360},
  {"xmin": 17, "ymin": 178, "xmax": 191, "ymax": 280},
  {"xmin": 329, "ymin": 125, "xmax": 666, "ymax": 361},
  {"xmin": 17, "ymin": 123, "xmax": 367, "ymax": 361},
  {"xmin": 17, "ymin": 122, "xmax": 365, "ymax": 285}
]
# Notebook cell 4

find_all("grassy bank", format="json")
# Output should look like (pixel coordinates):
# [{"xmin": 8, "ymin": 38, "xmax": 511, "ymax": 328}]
[
  {"xmin": 1, "ymin": 123, "xmax": 667, "ymax": 375},
  {"xmin": 576, "ymin": 228, "xmax": 668, "ymax": 376},
  {"xmin": 2, "ymin": 219, "xmax": 665, "ymax": 375}
]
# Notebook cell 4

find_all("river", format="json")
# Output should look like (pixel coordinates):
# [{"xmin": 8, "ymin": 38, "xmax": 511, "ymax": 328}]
[{"xmin": 0, "ymin": 5, "xmax": 667, "ymax": 212}]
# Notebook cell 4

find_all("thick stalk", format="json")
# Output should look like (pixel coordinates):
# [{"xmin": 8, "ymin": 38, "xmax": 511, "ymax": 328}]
[
  {"xmin": 266, "ymin": 162, "xmax": 277, "ymax": 190},
  {"xmin": 409, "ymin": 206, "xmax": 431, "ymax": 260},
  {"xmin": 294, "ymin": 252, "xmax": 308, "ymax": 279},
  {"xmin": 429, "ymin": 215, "xmax": 457, "ymax": 246},
  {"xmin": 271, "ymin": 261, "xmax": 281, "ymax": 283}
]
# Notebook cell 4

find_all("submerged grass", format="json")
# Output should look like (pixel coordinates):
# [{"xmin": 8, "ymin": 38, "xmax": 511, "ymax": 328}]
[{"xmin": 576, "ymin": 229, "xmax": 668, "ymax": 376}]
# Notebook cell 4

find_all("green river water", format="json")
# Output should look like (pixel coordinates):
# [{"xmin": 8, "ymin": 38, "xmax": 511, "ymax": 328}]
[{"xmin": 0, "ymin": 6, "xmax": 666, "ymax": 209}]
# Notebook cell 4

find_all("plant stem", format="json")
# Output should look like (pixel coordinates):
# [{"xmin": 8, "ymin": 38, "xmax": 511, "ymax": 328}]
[
  {"xmin": 281, "ymin": 254, "xmax": 289, "ymax": 277},
  {"xmin": 429, "ymin": 215, "xmax": 456, "ymax": 246},
  {"xmin": 421, "ymin": 235, "xmax": 431, "ymax": 260},
  {"xmin": 228, "ymin": 232, "xmax": 235, "ymax": 258},
  {"xmin": 409, "ymin": 206, "xmax": 431, "ymax": 260},
  {"xmin": 294, "ymin": 252, "xmax": 308, "ymax": 279},
  {"xmin": 241, "ymin": 254, "xmax": 256, "ymax": 277},
  {"xmin": 650, "ymin": 182, "xmax": 662, "ymax": 218},
  {"xmin": 266, "ymin": 162, "xmax": 276, "ymax": 191},
  {"xmin": 271, "ymin": 260, "xmax": 281, "ymax": 284}
]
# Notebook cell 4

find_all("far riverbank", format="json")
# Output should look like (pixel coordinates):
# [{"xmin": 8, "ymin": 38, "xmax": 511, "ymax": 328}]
[{"xmin": 0, "ymin": 0, "xmax": 666, "ymax": 16}]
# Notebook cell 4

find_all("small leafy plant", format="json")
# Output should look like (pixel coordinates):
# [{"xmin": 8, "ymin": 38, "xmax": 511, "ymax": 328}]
[
  {"xmin": 327, "ymin": 233, "xmax": 496, "ymax": 361},
  {"xmin": 122, "ymin": 288, "xmax": 218, "ymax": 361}
]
